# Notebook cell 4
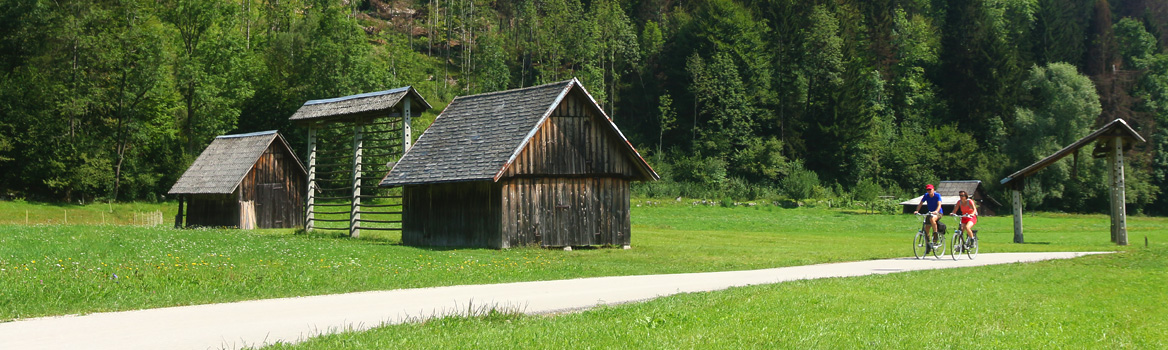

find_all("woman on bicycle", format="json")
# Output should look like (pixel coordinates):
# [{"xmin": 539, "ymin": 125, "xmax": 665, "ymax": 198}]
[{"xmin": 954, "ymin": 190, "xmax": 978, "ymax": 240}]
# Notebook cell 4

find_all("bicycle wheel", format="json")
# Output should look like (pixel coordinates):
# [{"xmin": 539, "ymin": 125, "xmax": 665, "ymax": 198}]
[
  {"xmin": 951, "ymin": 232, "xmax": 963, "ymax": 260},
  {"xmin": 913, "ymin": 231, "xmax": 927, "ymax": 259},
  {"xmin": 931, "ymin": 234, "xmax": 944, "ymax": 259},
  {"xmin": 967, "ymin": 235, "xmax": 979, "ymax": 259}
]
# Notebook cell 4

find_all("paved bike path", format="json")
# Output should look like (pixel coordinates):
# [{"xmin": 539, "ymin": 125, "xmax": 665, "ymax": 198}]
[{"xmin": 0, "ymin": 252, "xmax": 1107, "ymax": 350}]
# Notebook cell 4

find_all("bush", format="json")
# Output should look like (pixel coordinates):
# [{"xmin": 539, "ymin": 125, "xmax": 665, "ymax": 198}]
[
  {"xmin": 853, "ymin": 178, "xmax": 883, "ymax": 202},
  {"xmin": 673, "ymin": 155, "xmax": 728, "ymax": 187},
  {"xmin": 781, "ymin": 162, "xmax": 820, "ymax": 200}
]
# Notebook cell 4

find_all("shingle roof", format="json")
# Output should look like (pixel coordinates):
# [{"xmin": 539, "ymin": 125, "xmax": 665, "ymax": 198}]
[
  {"xmin": 899, "ymin": 180, "xmax": 1000, "ymax": 207},
  {"xmin": 380, "ymin": 78, "xmax": 655, "ymax": 186},
  {"xmin": 1000, "ymin": 118, "xmax": 1145, "ymax": 188},
  {"xmin": 288, "ymin": 86, "xmax": 432, "ymax": 123},
  {"xmin": 168, "ymin": 131, "xmax": 304, "ymax": 195}
]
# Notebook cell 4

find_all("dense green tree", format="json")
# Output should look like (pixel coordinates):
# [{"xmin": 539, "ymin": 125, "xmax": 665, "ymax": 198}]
[
  {"xmin": 1114, "ymin": 17, "xmax": 1158, "ymax": 68},
  {"xmin": 940, "ymin": 0, "xmax": 1034, "ymax": 144},
  {"xmin": 474, "ymin": 29, "xmax": 510, "ymax": 93},
  {"xmin": 656, "ymin": 93, "xmax": 676, "ymax": 156},
  {"xmin": 162, "ymin": 0, "xmax": 256, "ymax": 156},
  {"xmin": 1009, "ymin": 62, "xmax": 1102, "ymax": 207},
  {"xmin": 588, "ymin": 0, "xmax": 640, "ymax": 118},
  {"xmin": 683, "ymin": 0, "xmax": 774, "ymax": 109},
  {"xmin": 2, "ymin": 0, "xmax": 1167, "ymax": 211},
  {"xmin": 1034, "ymin": 0, "xmax": 1092, "ymax": 67},
  {"xmin": 687, "ymin": 52, "xmax": 757, "ymax": 160}
]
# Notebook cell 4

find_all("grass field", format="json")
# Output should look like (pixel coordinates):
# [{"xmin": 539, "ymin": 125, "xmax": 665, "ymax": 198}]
[
  {"xmin": 1, "ymin": 200, "xmax": 1164, "ymax": 324},
  {"xmin": 258, "ymin": 247, "xmax": 1168, "ymax": 349}
]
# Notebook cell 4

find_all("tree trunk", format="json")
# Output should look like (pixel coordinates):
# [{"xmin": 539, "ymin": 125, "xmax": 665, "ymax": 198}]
[{"xmin": 185, "ymin": 82, "xmax": 195, "ymax": 155}]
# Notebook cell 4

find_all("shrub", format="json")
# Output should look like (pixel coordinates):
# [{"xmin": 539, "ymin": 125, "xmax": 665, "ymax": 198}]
[
  {"xmin": 673, "ymin": 155, "xmax": 728, "ymax": 187},
  {"xmin": 853, "ymin": 178, "xmax": 884, "ymax": 202},
  {"xmin": 782, "ymin": 162, "xmax": 820, "ymax": 200}
]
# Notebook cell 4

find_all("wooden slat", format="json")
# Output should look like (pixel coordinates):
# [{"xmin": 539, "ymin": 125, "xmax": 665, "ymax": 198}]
[{"xmin": 355, "ymin": 226, "xmax": 402, "ymax": 231}]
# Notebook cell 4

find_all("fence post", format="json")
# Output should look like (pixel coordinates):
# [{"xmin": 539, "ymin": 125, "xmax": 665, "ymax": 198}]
[
  {"xmin": 306, "ymin": 127, "xmax": 316, "ymax": 231},
  {"xmin": 351, "ymin": 122, "xmax": 363, "ymax": 238}
]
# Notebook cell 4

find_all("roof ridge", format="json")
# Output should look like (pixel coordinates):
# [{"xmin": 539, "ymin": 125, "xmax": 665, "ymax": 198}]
[
  {"xmin": 453, "ymin": 79, "xmax": 574, "ymax": 101},
  {"xmin": 303, "ymin": 86, "xmax": 412, "ymax": 106},
  {"xmin": 217, "ymin": 130, "xmax": 277, "ymax": 139}
]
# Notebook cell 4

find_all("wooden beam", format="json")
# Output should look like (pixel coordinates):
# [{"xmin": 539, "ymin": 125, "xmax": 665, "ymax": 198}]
[
  {"xmin": 1012, "ymin": 189, "xmax": 1024, "ymax": 243},
  {"xmin": 403, "ymin": 97, "xmax": 413, "ymax": 152},
  {"xmin": 306, "ymin": 127, "xmax": 317, "ymax": 231},
  {"xmin": 351, "ymin": 123, "xmax": 363, "ymax": 238},
  {"xmin": 1110, "ymin": 137, "xmax": 1129, "ymax": 245},
  {"xmin": 174, "ymin": 195, "xmax": 184, "ymax": 229}
]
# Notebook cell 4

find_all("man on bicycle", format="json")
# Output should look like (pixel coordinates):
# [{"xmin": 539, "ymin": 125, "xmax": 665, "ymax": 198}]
[{"xmin": 914, "ymin": 184, "xmax": 943, "ymax": 252}]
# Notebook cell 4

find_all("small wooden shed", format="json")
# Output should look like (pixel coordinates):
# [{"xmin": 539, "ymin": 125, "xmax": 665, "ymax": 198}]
[
  {"xmin": 899, "ymin": 180, "xmax": 1001, "ymax": 216},
  {"xmin": 169, "ymin": 131, "xmax": 306, "ymax": 229},
  {"xmin": 380, "ymin": 78, "xmax": 659, "ymax": 249}
]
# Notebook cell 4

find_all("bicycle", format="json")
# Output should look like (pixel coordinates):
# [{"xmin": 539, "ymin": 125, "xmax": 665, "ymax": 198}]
[
  {"xmin": 913, "ymin": 212, "xmax": 945, "ymax": 259},
  {"xmin": 949, "ymin": 214, "xmax": 979, "ymax": 260}
]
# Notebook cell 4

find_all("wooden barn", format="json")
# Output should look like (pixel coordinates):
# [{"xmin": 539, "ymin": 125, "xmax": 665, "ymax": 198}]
[
  {"xmin": 380, "ymin": 78, "xmax": 659, "ymax": 249},
  {"xmin": 169, "ymin": 131, "xmax": 306, "ymax": 229},
  {"xmin": 900, "ymin": 180, "xmax": 1001, "ymax": 216}
]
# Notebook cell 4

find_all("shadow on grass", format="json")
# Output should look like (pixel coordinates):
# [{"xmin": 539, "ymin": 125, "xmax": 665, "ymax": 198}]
[
  {"xmin": 291, "ymin": 228, "xmax": 401, "ymax": 245},
  {"xmin": 1018, "ymin": 242, "xmax": 1052, "ymax": 245}
]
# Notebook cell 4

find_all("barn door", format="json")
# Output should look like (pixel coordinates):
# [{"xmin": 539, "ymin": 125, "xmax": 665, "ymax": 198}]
[
  {"xmin": 254, "ymin": 184, "xmax": 271, "ymax": 228},
  {"xmin": 270, "ymin": 183, "xmax": 285, "ymax": 227},
  {"xmin": 552, "ymin": 183, "xmax": 571, "ymax": 246}
]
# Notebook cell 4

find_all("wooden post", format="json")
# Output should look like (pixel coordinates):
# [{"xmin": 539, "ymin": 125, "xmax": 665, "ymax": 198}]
[
  {"xmin": 174, "ymin": 195, "xmax": 184, "ymax": 228},
  {"xmin": 351, "ymin": 122, "xmax": 363, "ymax": 238},
  {"xmin": 1110, "ymin": 137, "xmax": 1129, "ymax": 245},
  {"xmin": 1012, "ymin": 189, "xmax": 1024, "ymax": 243},
  {"xmin": 403, "ymin": 96, "xmax": 413, "ymax": 152},
  {"xmin": 306, "ymin": 127, "xmax": 317, "ymax": 231},
  {"xmin": 1107, "ymin": 139, "xmax": 1117, "ymax": 243}
]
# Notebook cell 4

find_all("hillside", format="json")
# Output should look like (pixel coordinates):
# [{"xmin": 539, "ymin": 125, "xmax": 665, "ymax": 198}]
[{"xmin": 1, "ymin": 0, "xmax": 1167, "ymax": 214}]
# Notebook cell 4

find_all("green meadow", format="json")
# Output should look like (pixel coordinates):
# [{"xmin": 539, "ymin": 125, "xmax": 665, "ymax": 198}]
[{"xmin": 2, "ymin": 200, "xmax": 1165, "ymax": 347}]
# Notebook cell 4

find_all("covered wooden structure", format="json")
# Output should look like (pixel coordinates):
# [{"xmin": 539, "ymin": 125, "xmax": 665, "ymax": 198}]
[
  {"xmin": 899, "ymin": 180, "xmax": 1001, "ymax": 216},
  {"xmin": 380, "ymin": 78, "xmax": 659, "ymax": 249},
  {"xmin": 1000, "ymin": 119, "xmax": 1145, "ymax": 245},
  {"xmin": 169, "ymin": 131, "xmax": 305, "ymax": 229},
  {"xmin": 289, "ymin": 87, "xmax": 431, "ymax": 237}
]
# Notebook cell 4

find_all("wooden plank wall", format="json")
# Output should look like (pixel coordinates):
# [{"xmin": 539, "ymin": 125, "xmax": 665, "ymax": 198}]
[
  {"xmin": 402, "ymin": 181, "xmax": 502, "ymax": 248},
  {"xmin": 500, "ymin": 177, "xmax": 629, "ymax": 248},
  {"xmin": 186, "ymin": 194, "xmax": 239, "ymax": 227},
  {"xmin": 399, "ymin": 92, "xmax": 637, "ymax": 248},
  {"xmin": 501, "ymin": 91, "xmax": 640, "ymax": 179},
  {"xmin": 497, "ymin": 91, "xmax": 634, "ymax": 247},
  {"xmin": 239, "ymin": 143, "xmax": 306, "ymax": 229}
]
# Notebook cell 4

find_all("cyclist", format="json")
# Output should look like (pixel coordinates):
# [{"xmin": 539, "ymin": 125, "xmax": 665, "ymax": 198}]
[
  {"xmin": 953, "ymin": 190, "xmax": 978, "ymax": 242},
  {"xmin": 914, "ymin": 184, "xmax": 943, "ymax": 252}
]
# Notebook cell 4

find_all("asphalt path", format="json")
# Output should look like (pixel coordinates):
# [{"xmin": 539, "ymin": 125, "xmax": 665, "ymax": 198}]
[{"xmin": 0, "ymin": 251, "xmax": 1108, "ymax": 350}]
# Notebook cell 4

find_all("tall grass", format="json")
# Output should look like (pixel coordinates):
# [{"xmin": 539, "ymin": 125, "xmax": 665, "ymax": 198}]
[{"xmin": 0, "ymin": 199, "xmax": 176, "ymax": 226}]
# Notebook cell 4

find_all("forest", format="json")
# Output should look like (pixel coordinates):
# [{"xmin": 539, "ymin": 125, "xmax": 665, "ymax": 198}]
[{"xmin": 2, "ymin": 0, "xmax": 1168, "ymax": 215}]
